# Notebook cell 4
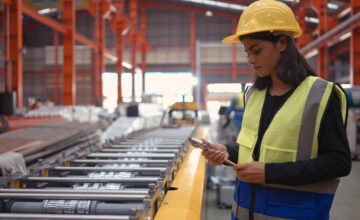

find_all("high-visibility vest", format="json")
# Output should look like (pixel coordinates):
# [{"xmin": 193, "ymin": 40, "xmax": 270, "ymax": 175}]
[
  {"xmin": 231, "ymin": 76, "xmax": 348, "ymax": 220},
  {"xmin": 234, "ymin": 92, "xmax": 244, "ymax": 120}
]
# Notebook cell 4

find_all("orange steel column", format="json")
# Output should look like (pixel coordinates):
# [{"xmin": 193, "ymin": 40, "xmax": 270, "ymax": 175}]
[
  {"xmin": 141, "ymin": 2, "xmax": 147, "ymax": 94},
  {"xmin": 312, "ymin": 0, "xmax": 329, "ymax": 79},
  {"xmin": 91, "ymin": 0, "xmax": 105, "ymax": 106},
  {"xmin": 232, "ymin": 18, "xmax": 237, "ymax": 82},
  {"xmin": 54, "ymin": 31, "xmax": 59, "ymax": 105},
  {"xmin": 130, "ymin": 0, "xmax": 138, "ymax": 102},
  {"xmin": 190, "ymin": 12, "xmax": 196, "ymax": 101},
  {"xmin": 9, "ymin": 0, "xmax": 23, "ymax": 107},
  {"xmin": 3, "ymin": 4, "xmax": 8, "ymax": 92},
  {"xmin": 351, "ymin": 0, "xmax": 360, "ymax": 85},
  {"xmin": 296, "ymin": 0, "xmax": 309, "ymax": 48},
  {"xmin": 62, "ymin": 0, "xmax": 76, "ymax": 105},
  {"xmin": 98, "ymin": 2, "xmax": 105, "ymax": 106},
  {"xmin": 202, "ymin": 80, "xmax": 207, "ymax": 111},
  {"xmin": 116, "ymin": 0, "xmax": 125, "ymax": 104},
  {"xmin": 91, "ymin": 0, "xmax": 100, "ymax": 105}
]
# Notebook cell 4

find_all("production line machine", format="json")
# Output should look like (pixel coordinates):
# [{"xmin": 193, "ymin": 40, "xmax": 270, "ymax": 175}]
[{"xmin": 0, "ymin": 125, "xmax": 206, "ymax": 220}]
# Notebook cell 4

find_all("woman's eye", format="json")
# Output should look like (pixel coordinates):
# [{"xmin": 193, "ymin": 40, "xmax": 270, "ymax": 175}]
[{"xmin": 253, "ymin": 49, "xmax": 261, "ymax": 55}]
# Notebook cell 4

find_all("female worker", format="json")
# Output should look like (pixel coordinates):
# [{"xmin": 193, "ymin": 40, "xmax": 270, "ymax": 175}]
[{"xmin": 201, "ymin": 0, "xmax": 351, "ymax": 219}]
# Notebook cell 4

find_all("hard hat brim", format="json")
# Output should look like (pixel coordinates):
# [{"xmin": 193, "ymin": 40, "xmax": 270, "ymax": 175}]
[
  {"xmin": 222, "ymin": 34, "xmax": 241, "ymax": 43},
  {"xmin": 222, "ymin": 28, "xmax": 302, "ymax": 44}
]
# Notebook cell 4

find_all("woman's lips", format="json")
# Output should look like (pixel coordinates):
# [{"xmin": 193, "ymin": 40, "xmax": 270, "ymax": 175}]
[{"xmin": 254, "ymin": 66, "xmax": 261, "ymax": 71}]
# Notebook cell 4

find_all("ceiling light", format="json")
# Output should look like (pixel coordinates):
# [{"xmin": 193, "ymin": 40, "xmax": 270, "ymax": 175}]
[{"xmin": 205, "ymin": 10, "xmax": 213, "ymax": 17}]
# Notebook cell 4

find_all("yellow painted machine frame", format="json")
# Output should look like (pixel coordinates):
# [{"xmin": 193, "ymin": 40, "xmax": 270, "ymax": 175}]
[{"xmin": 155, "ymin": 126, "xmax": 208, "ymax": 220}]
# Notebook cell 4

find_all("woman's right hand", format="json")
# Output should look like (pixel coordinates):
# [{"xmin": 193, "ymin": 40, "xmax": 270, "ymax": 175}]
[{"xmin": 201, "ymin": 138, "xmax": 229, "ymax": 166}]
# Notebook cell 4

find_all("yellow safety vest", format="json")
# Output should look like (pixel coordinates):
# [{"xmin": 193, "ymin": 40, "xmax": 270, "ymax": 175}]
[
  {"xmin": 236, "ymin": 76, "xmax": 347, "ymax": 193},
  {"xmin": 235, "ymin": 92, "xmax": 244, "ymax": 109}
]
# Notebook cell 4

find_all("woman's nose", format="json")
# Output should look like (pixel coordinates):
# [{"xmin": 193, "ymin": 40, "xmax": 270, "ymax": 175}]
[{"xmin": 248, "ymin": 55, "xmax": 255, "ymax": 65}]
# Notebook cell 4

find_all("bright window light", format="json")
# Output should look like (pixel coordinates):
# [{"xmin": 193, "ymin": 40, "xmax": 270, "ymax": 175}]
[
  {"xmin": 102, "ymin": 72, "xmax": 118, "ymax": 113},
  {"xmin": 121, "ymin": 72, "xmax": 143, "ymax": 102},
  {"xmin": 207, "ymin": 83, "xmax": 242, "ymax": 93},
  {"xmin": 145, "ymin": 72, "xmax": 195, "ymax": 108}
]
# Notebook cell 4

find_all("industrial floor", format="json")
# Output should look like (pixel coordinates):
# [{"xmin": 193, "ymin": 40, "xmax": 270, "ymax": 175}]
[
  {"xmin": 204, "ymin": 120, "xmax": 360, "ymax": 220},
  {"xmin": 204, "ymin": 161, "xmax": 360, "ymax": 220}
]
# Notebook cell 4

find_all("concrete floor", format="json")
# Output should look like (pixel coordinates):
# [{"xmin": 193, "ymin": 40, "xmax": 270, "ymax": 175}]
[{"xmin": 204, "ymin": 161, "xmax": 360, "ymax": 220}]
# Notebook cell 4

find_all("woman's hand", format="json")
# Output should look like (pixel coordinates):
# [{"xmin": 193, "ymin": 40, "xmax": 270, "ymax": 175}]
[
  {"xmin": 233, "ymin": 162, "xmax": 265, "ymax": 183},
  {"xmin": 201, "ymin": 138, "xmax": 229, "ymax": 166}
]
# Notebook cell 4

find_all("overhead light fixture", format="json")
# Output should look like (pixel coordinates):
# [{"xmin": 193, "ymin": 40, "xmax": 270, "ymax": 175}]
[
  {"xmin": 38, "ymin": 8, "xmax": 58, "ymax": 14},
  {"xmin": 305, "ymin": 17, "xmax": 319, "ymax": 24},
  {"xmin": 339, "ymin": 32, "xmax": 352, "ymax": 41},
  {"xmin": 305, "ymin": 49, "xmax": 318, "ymax": 59},
  {"xmin": 183, "ymin": 0, "xmax": 247, "ymax": 11},
  {"xmin": 281, "ymin": 0, "xmax": 338, "ymax": 10},
  {"xmin": 205, "ymin": 10, "xmax": 213, "ymax": 17}
]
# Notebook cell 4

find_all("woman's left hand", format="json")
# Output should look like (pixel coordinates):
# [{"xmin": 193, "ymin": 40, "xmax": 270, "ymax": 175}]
[{"xmin": 233, "ymin": 162, "xmax": 266, "ymax": 183}]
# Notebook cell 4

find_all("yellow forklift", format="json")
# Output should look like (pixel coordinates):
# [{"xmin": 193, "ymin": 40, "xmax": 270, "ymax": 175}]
[{"xmin": 168, "ymin": 96, "xmax": 198, "ymax": 126}]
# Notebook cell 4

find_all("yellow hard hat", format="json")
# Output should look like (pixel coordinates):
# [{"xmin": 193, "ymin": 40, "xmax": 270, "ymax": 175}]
[{"xmin": 223, "ymin": 0, "xmax": 303, "ymax": 43}]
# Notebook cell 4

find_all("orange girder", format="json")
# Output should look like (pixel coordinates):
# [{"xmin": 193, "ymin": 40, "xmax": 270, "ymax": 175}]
[
  {"xmin": 9, "ymin": 0, "xmax": 23, "ymax": 107},
  {"xmin": 22, "ymin": 4, "xmax": 67, "ymax": 34},
  {"xmin": 232, "ymin": 18, "xmax": 237, "ymax": 82},
  {"xmin": 3, "ymin": 4, "xmax": 9, "ymax": 93},
  {"xmin": 141, "ymin": 1, "xmax": 147, "ymax": 93},
  {"xmin": 311, "ymin": 0, "xmax": 329, "ymax": 79},
  {"xmin": 351, "ymin": 0, "xmax": 360, "ymax": 85},
  {"xmin": 54, "ymin": 31, "xmax": 59, "ymax": 105},
  {"xmin": 116, "ymin": 0, "xmax": 125, "ymax": 104},
  {"xmin": 62, "ymin": 0, "xmax": 76, "ymax": 105},
  {"xmin": 130, "ymin": 0, "xmax": 137, "ymax": 101}
]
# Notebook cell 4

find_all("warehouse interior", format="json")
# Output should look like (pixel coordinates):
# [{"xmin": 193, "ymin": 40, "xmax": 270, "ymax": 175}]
[{"xmin": 0, "ymin": 0, "xmax": 359, "ymax": 219}]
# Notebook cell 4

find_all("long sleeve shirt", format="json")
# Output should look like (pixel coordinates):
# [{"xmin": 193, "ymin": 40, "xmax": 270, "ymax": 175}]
[{"xmin": 226, "ymin": 87, "xmax": 351, "ymax": 186}]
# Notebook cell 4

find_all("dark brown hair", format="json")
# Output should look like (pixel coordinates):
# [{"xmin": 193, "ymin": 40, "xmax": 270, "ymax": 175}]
[{"xmin": 240, "ymin": 31, "xmax": 316, "ymax": 90}]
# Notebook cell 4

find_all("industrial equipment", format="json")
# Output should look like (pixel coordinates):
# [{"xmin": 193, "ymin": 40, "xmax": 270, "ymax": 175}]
[
  {"xmin": 0, "ymin": 121, "xmax": 205, "ymax": 219},
  {"xmin": 168, "ymin": 96, "xmax": 198, "ymax": 125}
]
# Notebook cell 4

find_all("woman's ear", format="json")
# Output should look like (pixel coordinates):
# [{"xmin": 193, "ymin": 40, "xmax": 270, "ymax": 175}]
[{"xmin": 277, "ymin": 35, "xmax": 288, "ymax": 53}]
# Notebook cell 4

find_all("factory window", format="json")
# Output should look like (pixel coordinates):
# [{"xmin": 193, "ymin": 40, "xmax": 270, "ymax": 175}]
[{"xmin": 145, "ymin": 72, "xmax": 196, "ymax": 108}]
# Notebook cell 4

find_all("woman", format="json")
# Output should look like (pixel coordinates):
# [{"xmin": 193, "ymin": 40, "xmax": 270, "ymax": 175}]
[{"xmin": 201, "ymin": 0, "xmax": 351, "ymax": 219}]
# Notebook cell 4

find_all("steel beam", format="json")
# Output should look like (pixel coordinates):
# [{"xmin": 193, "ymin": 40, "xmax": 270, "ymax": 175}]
[
  {"xmin": 147, "ymin": 0, "xmax": 237, "ymax": 19},
  {"xmin": 73, "ymin": 159, "xmax": 171, "ymax": 164},
  {"xmin": 0, "ymin": 193, "xmax": 147, "ymax": 201},
  {"xmin": 116, "ymin": 0, "xmax": 125, "ymax": 104},
  {"xmin": 9, "ymin": 0, "xmax": 23, "ymax": 107},
  {"xmin": 24, "ymin": 176, "xmax": 160, "ymax": 183},
  {"xmin": 62, "ymin": 0, "xmax": 76, "ymax": 105},
  {"xmin": 311, "ymin": 0, "xmax": 329, "ymax": 79},
  {"xmin": 141, "ymin": 1, "xmax": 147, "ymax": 94},
  {"xmin": 232, "ymin": 18, "xmax": 237, "ymax": 82},
  {"xmin": 3, "ymin": 4, "xmax": 9, "ymax": 92},
  {"xmin": 0, "ymin": 188, "xmax": 149, "ymax": 195},
  {"xmin": 22, "ymin": 5, "xmax": 67, "ymax": 34},
  {"xmin": 191, "ymin": 12, "xmax": 196, "ymax": 100},
  {"xmin": 0, "ymin": 0, "xmax": 13, "ymax": 5},
  {"xmin": 98, "ymin": 1, "xmax": 106, "ymax": 106},
  {"xmin": 54, "ymin": 31, "xmax": 59, "ymax": 105},
  {"xmin": 351, "ymin": 0, "xmax": 360, "ymax": 85},
  {"xmin": 130, "ymin": 0, "xmax": 138, "ymax": 102}
]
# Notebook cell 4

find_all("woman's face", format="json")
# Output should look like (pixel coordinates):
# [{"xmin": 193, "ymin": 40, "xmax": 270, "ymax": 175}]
[{"xmin": 242, "ymin": 37, "xmax": 286, "ymax": 77}]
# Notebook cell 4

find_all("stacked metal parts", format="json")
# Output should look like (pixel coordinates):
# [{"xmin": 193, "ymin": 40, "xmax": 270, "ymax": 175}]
[{"xmin": 0, "ymin": 125, "xmax": 196, "ymax": 220}]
